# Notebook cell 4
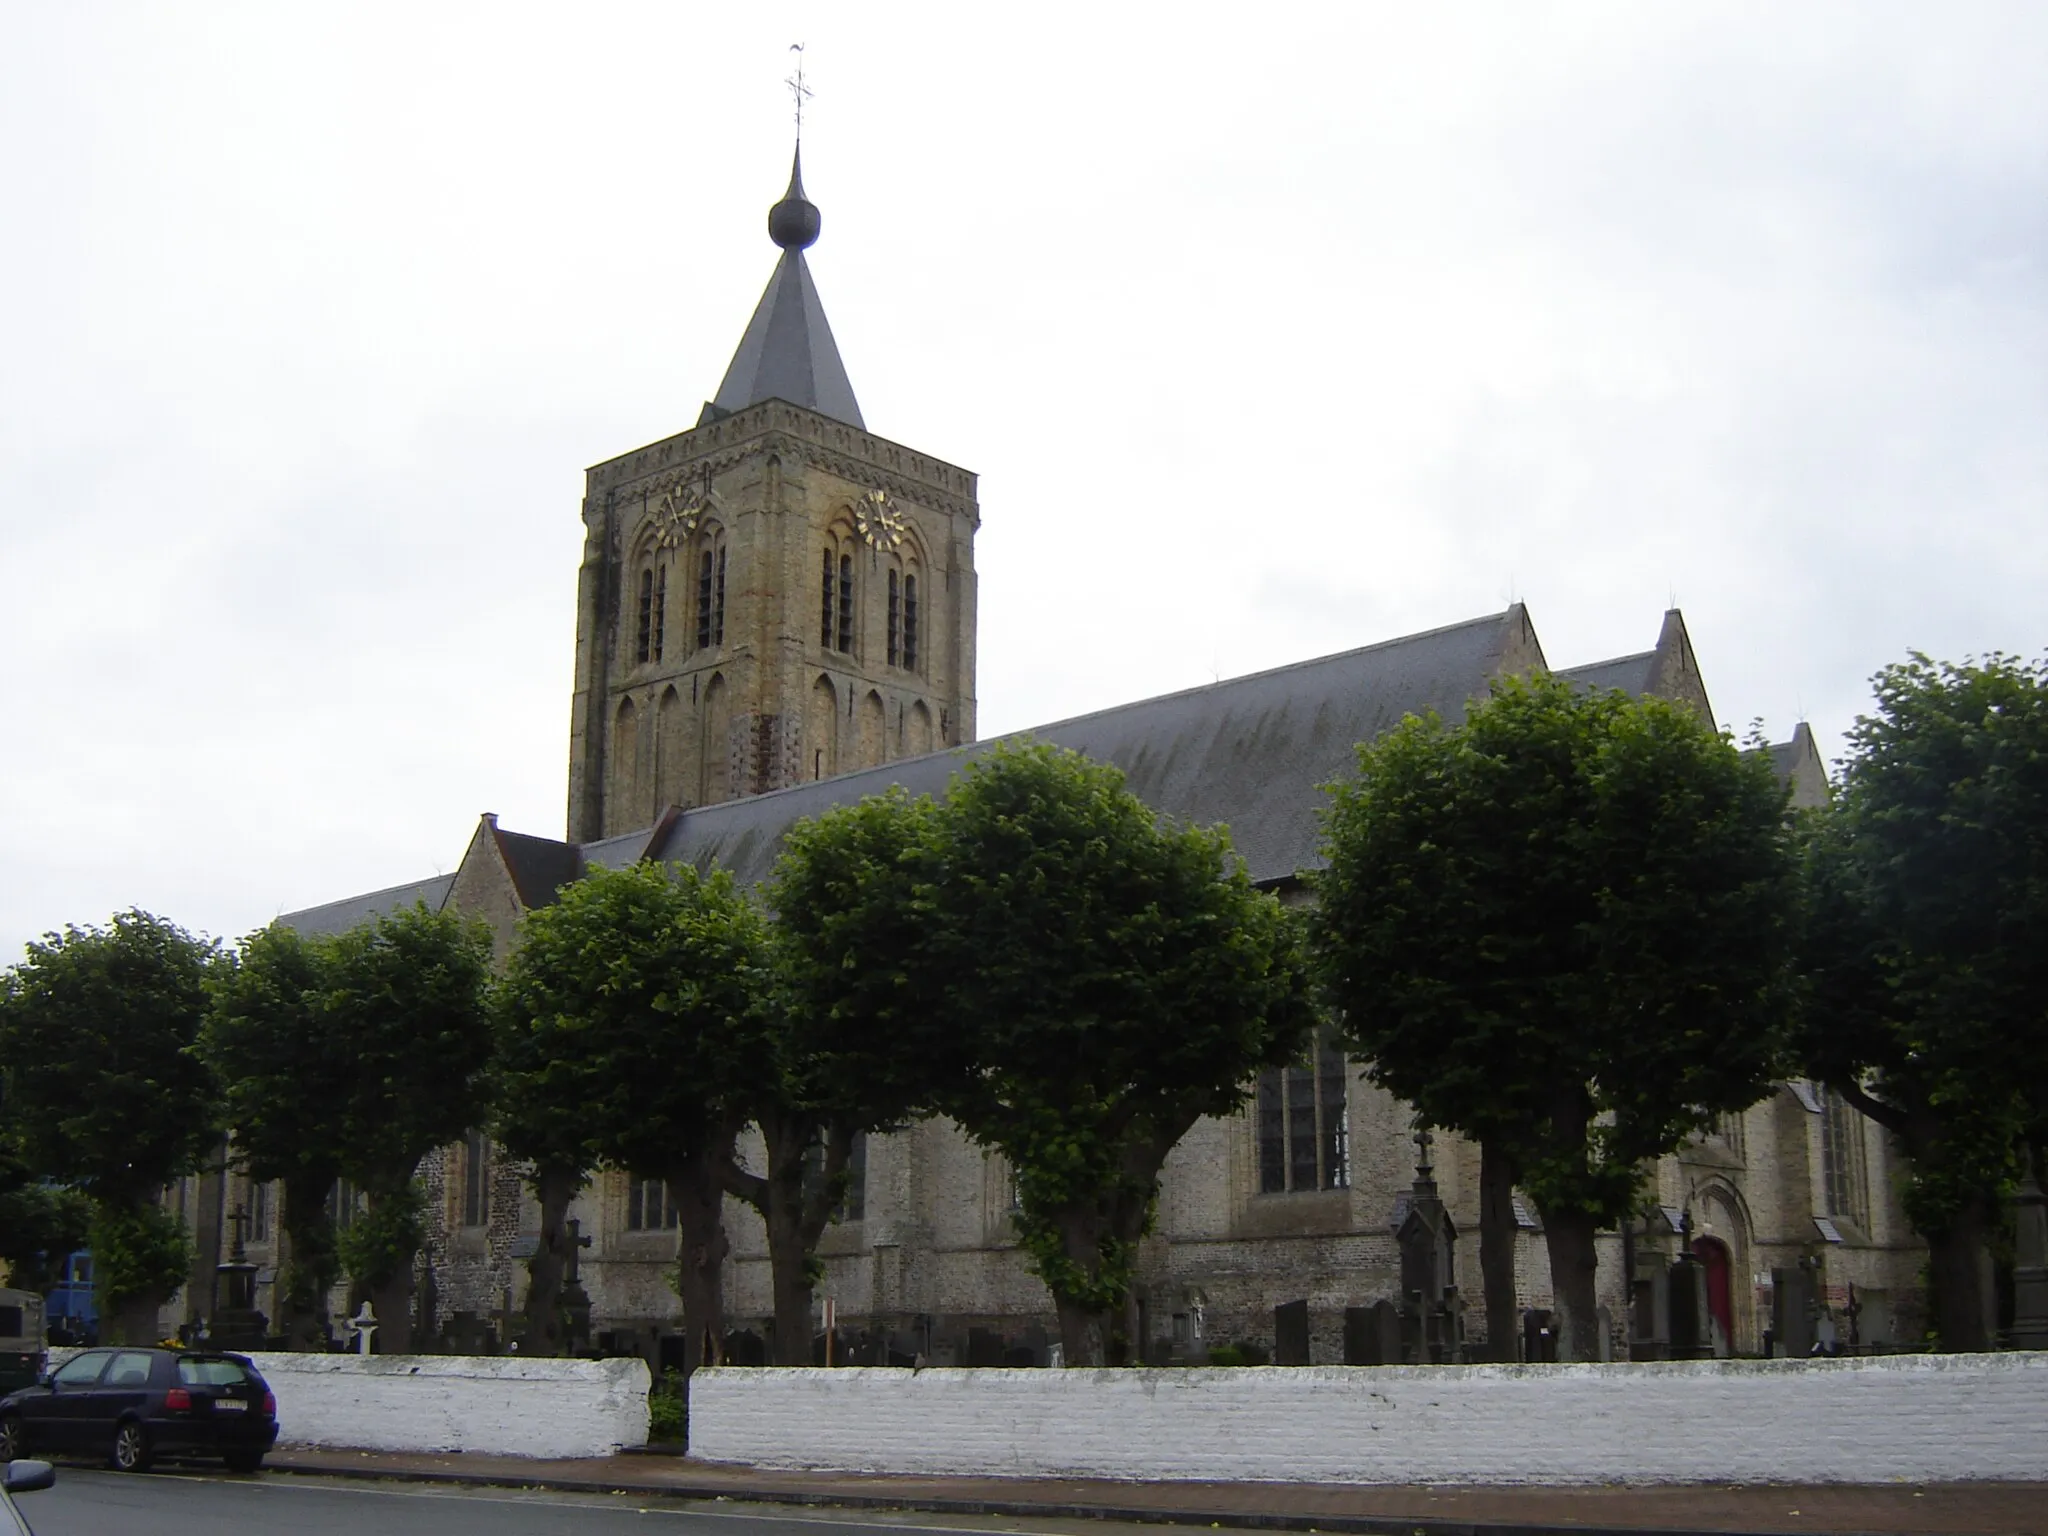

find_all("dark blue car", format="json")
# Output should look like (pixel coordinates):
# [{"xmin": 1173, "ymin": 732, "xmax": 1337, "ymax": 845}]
[{"xmin": 0, "ymin": 1347, "xmax": 277, "ymax": 1473}]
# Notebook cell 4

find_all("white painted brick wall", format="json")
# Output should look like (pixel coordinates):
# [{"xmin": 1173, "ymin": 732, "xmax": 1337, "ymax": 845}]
[
  {"xmin": 690, "ymin": 1355, "xmax": 2048, "ymax": 1485},
  {"xmin": 253, "ymin": 1354, "xmax": 650, "ymax": 1458}
]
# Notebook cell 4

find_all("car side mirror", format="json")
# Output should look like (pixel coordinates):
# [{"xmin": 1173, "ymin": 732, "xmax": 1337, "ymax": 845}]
[{"xmin": 2, "ymin": 1460, "xmax": 55, "ymax": 1495}]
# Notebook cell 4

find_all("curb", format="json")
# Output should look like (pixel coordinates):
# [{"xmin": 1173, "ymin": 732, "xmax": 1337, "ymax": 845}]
[{"xmin": 262, "ymin": 1458, "xmax": 1827, "ymax": 1536}]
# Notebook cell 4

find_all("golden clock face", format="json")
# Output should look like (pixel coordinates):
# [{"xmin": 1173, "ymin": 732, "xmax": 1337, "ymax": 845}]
[
  {"xmin": 652, "ymin": 478, "xmax": 709, "ymax": 551},
  {"xmin": 856, "ymin": 487, "xmax": 905, "ymax": 551}
]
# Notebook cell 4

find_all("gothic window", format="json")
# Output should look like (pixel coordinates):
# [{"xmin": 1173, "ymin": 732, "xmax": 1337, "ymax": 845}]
[
  {"xmin": 715, "ymin": 547, "xmax": 726, "ymax": 646},
  {"xmin": 653, "ymin": 566, "xmax": 667, "ymax": 661},
  {"xmin": 819, "ymin": 548, "xmax": 834, "ymax": 647},
  {"xmin": 837, "ymin": 554, "xmax": 854, "ymax": 652},
  {"xmin": 635, "ymin": 568, "xmax": 655, "ymax": 664},
  {"xmin": 326, "ymin": 1179, "xmax": 363, "ymax": 1232},
  {"xmin": 903, "ymin": 573, "xmax": 919, "ymax": 670},
  {"xmin": 627, "ymin": 1174, "xmax": 676, "ymax": 1231},
  {"xmin": 1256, "ymin": 1028, "xmax": 1350, "ymax": 1194},
  {"xmin": 887, "ymin": 569, "xmax": 901, "ymax": 667},
  {"xmin": 694, "ymin": 534, "xmax": 727, "ymax": 653},
  {"xmin": 802, "ymin": 1132, "xmax": 868, "ymax": 1224},
  {"xmin": 1821, "ymin": 1089, "xmax": 1870, "ymax": 1229},
  {"xmin": 249, "ymin": 1180, "xmax": 269, "ymax": 1243},
  {"xmin": 462, "ymin": 1131, "xmax": 490, "ymax": 1228}
]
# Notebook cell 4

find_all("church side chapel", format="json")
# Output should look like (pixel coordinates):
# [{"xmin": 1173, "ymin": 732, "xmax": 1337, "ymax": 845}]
[{"xmin": 191, "ymin": 138, "xmax": 1920, "ymax": 1369}]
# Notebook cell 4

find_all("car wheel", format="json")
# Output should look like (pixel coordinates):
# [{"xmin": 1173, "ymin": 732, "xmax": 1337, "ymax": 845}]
[
  {"xmin": 0, "ymin": 1413, "xmax": 24, "ymax": 1462},
  {"xmin": 110, "ymin": 1419, "xmax": 153, "ymax": 1473},
  {"xmin": 223, "ymin": 1450, "xmax": 264, "ymax": 1473}
]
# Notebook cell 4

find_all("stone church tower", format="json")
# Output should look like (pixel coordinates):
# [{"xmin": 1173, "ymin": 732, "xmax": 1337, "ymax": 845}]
[{"xmin": 566, "ymin": 152, "xmax": 980, "ymax": 841}]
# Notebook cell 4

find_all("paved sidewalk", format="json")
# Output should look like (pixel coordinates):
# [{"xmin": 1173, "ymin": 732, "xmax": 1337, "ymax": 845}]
[{"xmin": 263, "ymin": 1447, "xmax": 2047, "ymax": 1535}]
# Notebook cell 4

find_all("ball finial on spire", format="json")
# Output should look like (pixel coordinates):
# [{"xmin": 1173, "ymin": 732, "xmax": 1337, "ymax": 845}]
[{"xmin": 768, "ymin": 147, "xmax": 821, "ymax": 250}]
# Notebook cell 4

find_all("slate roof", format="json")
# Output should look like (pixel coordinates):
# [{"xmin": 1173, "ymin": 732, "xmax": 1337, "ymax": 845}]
[
  {"xmin": 708, "ymin": 153, "xmax": 863, "ymax": 430},
  {"xmin": 1559, "ymin": 651, "xmax": 1657, "ymax": 696},
  {"xmin": 491, "ymin": 825, "xmax": 583, "ymax": 910},
  {"xmin": 647, "ymin": 606, "xmax": 1538, "ymax": 890},
  {"xmin": 278, "ymin": 873, "xmax": 454, "ymax": 938}
]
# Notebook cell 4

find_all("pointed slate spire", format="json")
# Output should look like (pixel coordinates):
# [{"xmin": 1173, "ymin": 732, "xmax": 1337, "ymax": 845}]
[{"xmin": 708, "ymin": 149, "xmax": 865, "ymax": 430}]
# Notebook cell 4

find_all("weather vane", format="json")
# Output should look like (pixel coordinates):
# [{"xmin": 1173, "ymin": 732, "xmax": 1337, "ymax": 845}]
[{"xmin": 787, "ymin": 43, "xmax": 813, "ymax": 142}]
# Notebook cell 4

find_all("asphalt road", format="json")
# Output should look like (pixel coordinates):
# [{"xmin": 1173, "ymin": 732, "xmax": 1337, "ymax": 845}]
[{"xmin": 13, "ymin": 1468, "xmax": 1125, "ymax": 1536}]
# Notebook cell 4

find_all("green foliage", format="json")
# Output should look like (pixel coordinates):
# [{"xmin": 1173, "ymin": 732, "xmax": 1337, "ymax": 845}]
[
  {"xmin": 0, "ymin": 911, "xmax": 220, "ymax": 1206},
  {"xmin": 781, "ymin": 743, "xmax": 1313, "ymax": 1350},
  {"xmin": 771, "ymin": 788, "xmax": 961, "ymax": 1128},
  {"xmin": 323, "ymin": 903, "xmax": 497, "ymax": 1189},
  {"xmin": 202, "ymin": 922, "xmax": 352, "ymax": 1188},
  {"xmin": 336, "ymin": 1180, "xmax": 425, "ymax": 1292},
  {"xmin": 1315, "ymin": 674, "xmax": 1798, "ymax": 1228},
  {"xmin": 0, "ymin": 1152, "xmax": 92, "ymax": 1294},
  {"xmin": 88, "ymin": 1201, "xmax": 193, "ymax": 1314},
  {"xmin": 497, "ymin": 862, "xmax": 774, "ymax": 1179},
  {"xmin": 647, "ymin": 1369, "xmax": 686, "ymax": 1441},
  {"xmin": 1795, "ymin": 652, "xmax": 2048, "ymax": 1236},
  {"xmin": 1204, "ymin": 1340, "xmax": 1269, "ymax": 1366}
]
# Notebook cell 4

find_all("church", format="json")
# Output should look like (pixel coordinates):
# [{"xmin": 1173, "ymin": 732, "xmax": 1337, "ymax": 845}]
[{"xmin": 170, "ymin": 146, "xmax": 1923, "ymax": 1365}]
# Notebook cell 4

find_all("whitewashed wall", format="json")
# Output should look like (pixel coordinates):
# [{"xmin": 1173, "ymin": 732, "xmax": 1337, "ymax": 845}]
[
  {"xmin": 253, "ymin": 1354, "xmax": 649, "ymax": 1458},
  {"xmin": 691, "ymin": 1356, "xmax": 2048, "ymax": 1485}
]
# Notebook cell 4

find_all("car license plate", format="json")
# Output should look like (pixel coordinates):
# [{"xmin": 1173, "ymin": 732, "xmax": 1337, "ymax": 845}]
[{"xmin": 215, "ymin": 1398, "xmax": 248, "ymax": 1412}]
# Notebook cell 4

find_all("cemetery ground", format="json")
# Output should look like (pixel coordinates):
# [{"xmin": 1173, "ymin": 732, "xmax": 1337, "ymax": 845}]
[{"xmin": 30, "ymin": 1447, "xmax": 2026, "ymax": 1536}]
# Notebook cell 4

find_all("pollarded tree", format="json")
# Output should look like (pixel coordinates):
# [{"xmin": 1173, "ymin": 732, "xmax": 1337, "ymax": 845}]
[
  {"xmin": 323, "ymin": 902, "xmax": 496, "ymax": 1353},
  {"xmin": 0, "ymin": 911, "xmax": 219, "ymax": 1343},
  {"xmin": 754, "ymin": 790, "xmax": 962, "ymax": 1364},
  {"xmin": 202, "ymin": 922, "xmax": 355, "ymax": 1348},
  {"xmin": 1315, "ymin": 674, "xmax": 1798, "ymax": 1361},
  {"xmin": 924, "ymin": 743, "xmax": 1315, "ymax": 1366},
  {"xmin": 489, "ymin": 963, "xmax": 601, "ymax": 1359},
  {"xmin": 1796, "ymin": 652, "xmax": 2048, "ymax": 1350},
  {"xmin": 495, "ymin": 861, "xmax": 773, "ymax": 1391}
]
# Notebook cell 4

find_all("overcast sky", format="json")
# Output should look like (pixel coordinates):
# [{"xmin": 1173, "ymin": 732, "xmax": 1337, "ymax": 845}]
[{"xmin": 2, "ymin": 3, "xmax": 2043, "ymax": 962}]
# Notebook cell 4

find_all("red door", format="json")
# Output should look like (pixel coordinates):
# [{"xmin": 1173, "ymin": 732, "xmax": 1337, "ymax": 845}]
[{"xmin": 1696, "ymin": 1237, "xmax": 1734, "ymax": 1355}]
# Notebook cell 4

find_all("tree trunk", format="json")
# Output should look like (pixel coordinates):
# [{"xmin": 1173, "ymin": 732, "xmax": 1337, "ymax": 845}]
[
  {"xmin": 365, "ymin": 1182, "xmax": 415, "ymax": 1355},
  {"xmin": 278, "ymin": 1172, "xmax": 339, "ymax": 1350},
  {"xmin": 1929, "ymin": 1188, "xmax": 1998, "ymax": 1352},
  {"xmin": 1478, "ymin": 1141, "xmax": 1521, "ymax": 1362},
  {"xmin": 520, "ymin": 1164, "xmax": 583, "ymax": 1358},
  {"xmin": 1055, "ymin": 1291, "xmax": 1108, "ymax": 1367},
  {"xmin": 1543, "ymin": 1206, "xmax": 1603, "ymax": 1362},
  {"xmin": 669, "ymin": 1152, "xmax": 730, "ymax": 1382}
]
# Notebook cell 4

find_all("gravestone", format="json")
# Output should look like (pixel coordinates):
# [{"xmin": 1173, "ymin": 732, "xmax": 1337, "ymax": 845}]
[
  {"xmin": 1666, "ymin": 1250, "xmax": 1712, "ymax": 1359},
  {"xmin": 1344, "ymin": 1300, "xmax": 1401, "ymax": 1365},
  {"xmin": 1631, "ymin": 1257, "xmax": 1671, "ymax": 1360},
  {"xmin": 558, "ymin": 1218, "xmax": 594, "ymax": 1354},
  {"xmin": 1773, "ymin": 1265, "xmax": 1818, "ymax": 1357},
  {"xmin": 210, "ymin": 1204, "xmax": 269, "ymax": 1350},
  {"xmin": 1522, "ymin": 1308, "xmax": 1559, "ymax": 1363},
  {"xmin": 1394, "ymin": 1125, "xmax": 1464, "ymax": 1363},
  {"xmin": 1273, "ymin": 1299, "xmax": 1311, "ymax": 1365}
]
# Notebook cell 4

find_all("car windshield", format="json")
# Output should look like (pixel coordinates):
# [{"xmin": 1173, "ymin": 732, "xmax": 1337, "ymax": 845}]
[{"xmin": 176, "ymin": 1357, "xmax": 250, "ymax": 1386}]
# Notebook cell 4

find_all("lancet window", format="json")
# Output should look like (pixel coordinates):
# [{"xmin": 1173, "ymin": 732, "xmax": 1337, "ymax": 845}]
[
  {"xmin": 1256, "ymin": 1028, "xmax": 1350, "ymax": 1194},
  {"xmin": 886, "ymin": 567, "xmax": 922, "ymax": 671},
  {"xmin": 693, "ymin": 532, "xmax": 726, "ymax": 653},
  {"xmin": 819, "ymin": 542, "xmax": 856, "ymax": 655},
  {"xmin": 626, "ymin": 1174, "xmax": 676, "ymax": 1231}
]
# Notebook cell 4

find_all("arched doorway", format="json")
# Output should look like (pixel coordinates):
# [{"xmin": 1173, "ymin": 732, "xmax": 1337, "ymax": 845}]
[{"xmin": 1695, "ymin": 1236, "xmax": 1734, "ymax": 1357}]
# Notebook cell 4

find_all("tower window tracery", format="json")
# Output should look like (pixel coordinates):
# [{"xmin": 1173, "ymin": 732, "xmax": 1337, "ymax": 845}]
[
  {"xmin": 887, "ymin": 570, "xmax": 901, "ymax": 667},
  {"xmin": 903, "ymin": 573, "xmax": 919, "ymax": 670},
  {"xmin": 635, "ymin": 569, "xmax": 655, "ymax": 664},
  {"xmin": 653, "ymin": 566, "xmax": 667, "ymax": 661},
  {"xmin": 693, "ymin": 532, "xmax": 727, "ymax": 653},
  {"xmin": 836, "ymin": 554, "xmax": 854, "ymax": 653}
]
